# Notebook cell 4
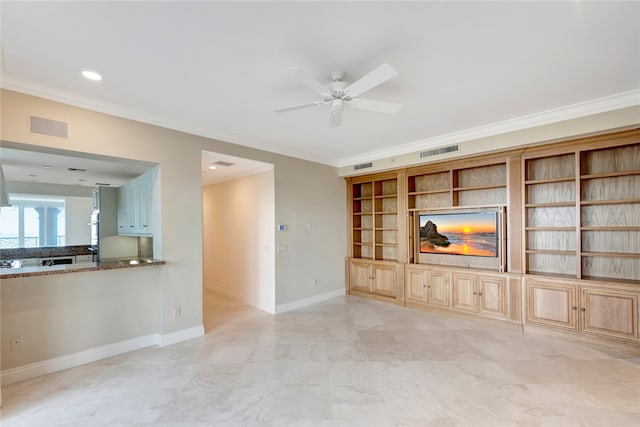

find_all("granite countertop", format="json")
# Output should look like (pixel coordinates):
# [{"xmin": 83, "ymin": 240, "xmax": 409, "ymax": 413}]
[{"xmin": 0, "ymin": 258, "xmax": 166, "ymax": 279}]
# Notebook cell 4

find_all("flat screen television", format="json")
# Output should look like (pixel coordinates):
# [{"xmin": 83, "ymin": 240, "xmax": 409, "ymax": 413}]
[{"xmin": 419, "ymin": 211, "xmax": 498, "ymax": 257}]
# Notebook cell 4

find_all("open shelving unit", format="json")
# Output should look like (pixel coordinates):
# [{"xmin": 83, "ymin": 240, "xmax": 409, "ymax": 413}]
[
  {"xmin": 523, "ymin": 141, "xmax": 640, "ymax": 283},
  {"xmin": 350, "ymin": 174, "xmax": 404, "ymax": 263}
]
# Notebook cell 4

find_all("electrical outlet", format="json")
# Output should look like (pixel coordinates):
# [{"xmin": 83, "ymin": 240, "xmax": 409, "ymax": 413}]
[
  {"xmin": 10, "ymin": 336, "xmax": 23, "ymax": 350},
  {"xmin": 312, "ymin": 279, "xmax": 318, "ymax": 287},
  {"xmin": 172, "ymin": 306, "xmax": 182, "ymax": 319}
]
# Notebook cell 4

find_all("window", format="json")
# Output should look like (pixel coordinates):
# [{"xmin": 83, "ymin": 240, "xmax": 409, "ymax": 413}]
[{"xmin": 0, "ymin": 195, "xmax": 65, "ymax": 248}]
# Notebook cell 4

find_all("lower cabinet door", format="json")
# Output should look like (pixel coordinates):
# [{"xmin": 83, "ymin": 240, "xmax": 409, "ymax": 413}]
[
  {"xmin": 350, "ymin": 261, "xmax": 372, "ymax": 293},
  {"xmin": 406, "ymin": 268, "xmax": 428, "ymax": 304},
  {"xmin": 581, "ymin": 288, "xmax": 638, "ymax": 340},
  {"xmin": 477, "ymin": 275, "xmax": 507, "ymax": 319},
  {"xmin": 526, "ymin": 281, "xmax": 578, "ymax": 331},
  {"xmin": 427, "ymin": 269, "xmax": 451, "ymax": 308},
  {"xmin": 452, "ymin": 273, "xmax": 477, "ymax": 312},
  {"xmin": 373, "ymin": 263, "xmax": 397, "ymax": 298}
]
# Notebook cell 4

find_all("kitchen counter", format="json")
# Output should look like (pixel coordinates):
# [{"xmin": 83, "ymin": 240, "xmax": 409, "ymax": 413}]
[{"xmin": 0, "ymin": 258, "xmax": 166, "ymax": 279}]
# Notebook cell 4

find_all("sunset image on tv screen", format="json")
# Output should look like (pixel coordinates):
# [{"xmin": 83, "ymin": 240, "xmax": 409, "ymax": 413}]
[{"xmin": 419, "ymin": 212, "xmax": 497, "ymax": 257}]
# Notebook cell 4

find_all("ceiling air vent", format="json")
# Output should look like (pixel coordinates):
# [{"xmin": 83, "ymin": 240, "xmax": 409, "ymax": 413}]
[
  {"xmin": 94, "ymin": 182, "xmax": 111, "ymax": 186},
  {"xmin": 67, "ymin": 167, "xmax": 87, "ymax": 173},
  {"xmin": 29, "ymin": 115, "xmax": 69, "ymax": 139},
  {"xmin": 354, "ymin": 162, "xmax": 373, "ymax": 171},
  {"xmin": 420, "ymin": 144, "xmax": 459, "ymax": 158},
  {"xmin": 213, "ymin": 161, "xmax": 235, "ymax": 167}
]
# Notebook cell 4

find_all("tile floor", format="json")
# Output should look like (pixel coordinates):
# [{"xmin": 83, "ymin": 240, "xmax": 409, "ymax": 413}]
[{"xmin": 1, "ymin": 288, "xmax": 640, "ymax": 426}]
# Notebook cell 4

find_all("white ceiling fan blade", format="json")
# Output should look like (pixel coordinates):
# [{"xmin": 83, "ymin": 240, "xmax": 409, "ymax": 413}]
[
  {"xmin": 274, "ymin": 101, "xmax": 325, "ymax": 113},
  {"xmin": 285, "ymin": 67, "xmax": 328, "ymax": 95},
  {"xmin": 344, "ymin": 64, "xmax": 398, "ymax": 97},
  {"xmin": 329, "ymin": 99, "xmax": 343, "ymax": 127},
  {"xmin": 350, "ymin": 98, "xmax": 402, "ymax": 114}
]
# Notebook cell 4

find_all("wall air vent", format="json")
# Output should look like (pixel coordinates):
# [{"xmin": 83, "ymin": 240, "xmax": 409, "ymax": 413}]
[
  {"xmin": 354, "ymin": 162, "xmax": 373, "ymax": 171},
  {"xmin": 213, "ymin": 161, "xmax": 235, "ymax": 167},
  {"xmin": 29, "ymin": 115, "xmax": 69, "ymax": 139},
  {"xmin": 420, "ymin": 144, "xmax": 459, "ymax": 158}
]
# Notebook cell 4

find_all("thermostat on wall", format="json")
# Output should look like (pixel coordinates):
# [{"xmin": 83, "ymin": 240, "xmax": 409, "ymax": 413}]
[{"xmin": 277, "ymin": 224, "xmax": 287, "ymax": 232}]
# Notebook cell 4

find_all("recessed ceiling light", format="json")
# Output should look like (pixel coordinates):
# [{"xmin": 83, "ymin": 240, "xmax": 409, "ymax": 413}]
[
  {"xmin": 208, "ymin": 165, "xmax": 217, "ymax": 170},
  {"xmin": 82, "ymin": 70, "xmax": 102, "ymax": 81},
  {"xmin": 43, "ymin": 165, "xmax": 52, "ymax": 169}
]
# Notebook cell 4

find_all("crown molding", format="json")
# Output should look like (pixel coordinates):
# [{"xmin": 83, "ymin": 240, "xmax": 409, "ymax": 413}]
[
  {"xmin": 335, "ymin": 89, "xmax": 640, "ymax": 168},
  {"xmin": 4, "ymin": 74, "xmax": 638, "ymax": 170},
  {"xmin": 0, "ymin": 74, "xmax": 336, "ymax": 166}
]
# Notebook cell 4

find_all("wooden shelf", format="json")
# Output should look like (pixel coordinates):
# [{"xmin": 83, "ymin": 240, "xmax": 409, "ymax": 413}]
[
  {"xmin": 525, "ymin": 201, "xmax": 576, "ymax": 208},
  {"xmin": 353, "ymin": 227, "xmax": 373, "ymax": 231},
  {"xmin": 580, "ymin": 198, "xmax": 640, "ymax": 206},
  {"xmin": 453, "ymin": 184, "xmax": 506, "ymax": 192},
  {"xmin": 352, "ymin": 212, "xmax": 373, "ymax": 216},
  {"xmin": 375, "ymin": 227, "xmax": 397, "ymax": 231},
  {"xmin": 353, "ymin": 196, "xmax": 372, "ymax": 201},
  {"xmin": 525, "ymin": 226, "xmax": 576, "ymax": 231},
  {"xmin": 375, "ymin": 194, "xmax": 397, "ymax": 199},
  {"xmin": 408, "ymin": 189, "xmax": 449, "ymax": 196},
  {"xmin": 581, "ymin": 252, "xmax": 640, "ymax": 259},
  {"xmin": 375, "ymin": 243, "xmax": 398, "ymax": 247},
  {"xmin": 524, "ymin": 176, "xmax": 575, "ymax": 185},
  {"xmin": 526, "ymin": 249, "xmax": 576, "ymax": 255},
  {"xmin": 580, "ymin": 170, "xmax": 640, "ymax": 180},
  {"xmin": 581, "ymin": 226, "xmax": 640, "ymax": 231}
]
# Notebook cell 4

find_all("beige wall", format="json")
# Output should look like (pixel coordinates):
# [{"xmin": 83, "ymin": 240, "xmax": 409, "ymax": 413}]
[
  {"xmin": 202, "ymin": 169, "xmax": 275, "ymax": 312},
  {"xmin": 1, "ymin": 89, "xmax": 347, "ymax": 373},
  {"xmin": 2, "ymin": 268, "xmax": 160, "ymax": 370}
]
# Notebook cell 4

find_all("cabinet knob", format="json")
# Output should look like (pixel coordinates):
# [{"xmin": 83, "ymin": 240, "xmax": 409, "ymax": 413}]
[
  {"xmin": 571, "ymin": 306, "xmax": 578, "ymax": 310},
  {"xmin": 473, "ymin": 292, "xmax": 477, "ymax": 295},
  {"xmin": 580, "ymin": 308, "xmax": 586, "ymax": 312},
  {"xmin": 478, "ymin": 293, "xmax": 483, "ymax": 296}
]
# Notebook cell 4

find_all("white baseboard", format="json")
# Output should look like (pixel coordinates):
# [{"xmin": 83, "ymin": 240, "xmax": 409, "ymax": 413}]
[
  {"xmin": 275, "ymin": 288, "xmax": 345, "ymax": 314},
  {"xmin": 159, "ymin": 325, "xmax": 205, "ymax": 347},
  {"xmin": 1, "ymin": 325, "xmax": 205, "ymax": 386}
]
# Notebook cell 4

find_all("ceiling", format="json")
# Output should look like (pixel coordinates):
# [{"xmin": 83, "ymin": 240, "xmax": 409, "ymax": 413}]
[
  {"xmin": 1, "ymin": 2, "xmax": 639, "ymax": 167},
  {"xmin": 0, "ymin": 145, "xmax": 154, "ymax": 188}
]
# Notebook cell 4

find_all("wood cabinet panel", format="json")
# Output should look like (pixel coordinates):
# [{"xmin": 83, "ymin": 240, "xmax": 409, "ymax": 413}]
[
  {"xmin": 350, "ymin": 261, "xmax": 372, "ymax": 293},
  {"xmin": 477, "ymin": 275, "xmax": 506, "ymax": 318},
  {"xmin": 406, "ymin": 268, "xmax": 427, "ymax": 303},
  {"xmin": 427, "ymin": 269, "xmax": 451, "ymax": 308},
  {"xmin": 581, "ymin": 288, "xmax": 638, "ymax": 340},
  {"xmin": 452, "ymin": 273, "xmax": 476, "ymax": 312},
  {"xmin": 373, "ymin": 264, "xmax": 397, "ymax": 297},
  {"xmin": 526, "ymin": 281, "xmax": 578, "ymax": 331}
]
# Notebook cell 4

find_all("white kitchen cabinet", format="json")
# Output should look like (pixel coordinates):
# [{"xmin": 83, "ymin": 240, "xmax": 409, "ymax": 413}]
[{"xmin": 117, "ymin": 170, "xmax": 154, "ymax": 236}]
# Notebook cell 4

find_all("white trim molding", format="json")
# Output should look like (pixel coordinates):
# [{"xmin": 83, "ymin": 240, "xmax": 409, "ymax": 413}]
[
  {"xmin": 275, "ymin": 288, "xmax": 345, "ymax": 314},
  {"xmin": 1, "ymin": 325, "xmax": 205, "ymax": 386},
  {"xmin": 336, "ymin": 89, "xmax": 640, "ymax": 168},
  {"xmin": 0, "ymin": 334, "xmax": 158, "ymax": 386},
  {"xmin": 159, "ymin": 325, "xmax": 205, "ymax": 347}
]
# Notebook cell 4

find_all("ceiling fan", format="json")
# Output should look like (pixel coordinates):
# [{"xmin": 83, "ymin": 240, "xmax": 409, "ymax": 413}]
[{"xmin": 274, "ymin": 63, "xmax": 402, "ymax": 127}]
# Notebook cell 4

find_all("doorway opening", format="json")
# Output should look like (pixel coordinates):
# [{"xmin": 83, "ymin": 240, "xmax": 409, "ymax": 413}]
[{"xmin": 201, "ymin": 150, "xmax": 275, "ymax": 332}]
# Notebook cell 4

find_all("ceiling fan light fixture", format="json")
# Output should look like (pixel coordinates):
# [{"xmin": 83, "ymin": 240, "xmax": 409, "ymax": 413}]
[{"xmin": 275, "ymin": 63, "xmax": 400, "ymax": 127}]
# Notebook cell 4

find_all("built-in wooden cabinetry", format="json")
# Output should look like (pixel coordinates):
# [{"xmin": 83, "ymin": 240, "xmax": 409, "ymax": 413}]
[
  {"xmin": 406, "ymin": 265, "xmax": 451, "ymax": 309},
  {"xmin": 346, "ymin": 129, "xmax": 640, "ymax": 346},
  {"xmin": 526, "ymin": 277, "xmax": 639, "ymax": 342},
  {"xmin": 348, "ymin": 172, "xmax": 406, "ymax": 304},
  {"xmin": 523, "ymin": 136, "xmax": 640, "ymax": 281}
]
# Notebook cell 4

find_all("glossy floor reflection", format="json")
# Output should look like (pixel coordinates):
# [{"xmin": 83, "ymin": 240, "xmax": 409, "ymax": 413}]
[{"xmin": 2, "ymin": 288, "xmax": 640, "ymax": 426}]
